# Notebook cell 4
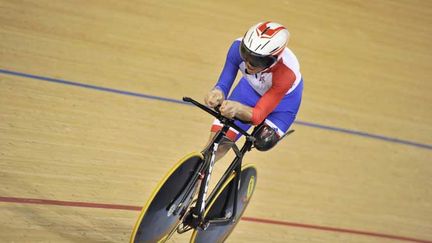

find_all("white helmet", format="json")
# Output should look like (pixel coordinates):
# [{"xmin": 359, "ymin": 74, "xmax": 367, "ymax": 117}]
[{"xmin": 240, "ymin": 21, "xmax": 290, "ymax": 68}]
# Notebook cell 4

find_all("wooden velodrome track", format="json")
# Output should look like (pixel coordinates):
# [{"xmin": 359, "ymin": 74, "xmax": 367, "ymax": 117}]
[{"xmin": 0, "ymin": 0, "xmax": 431, "ymax": 242}]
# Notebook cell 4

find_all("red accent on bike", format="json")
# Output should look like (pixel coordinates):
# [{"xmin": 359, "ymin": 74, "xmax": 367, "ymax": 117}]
[{"xmin": 211, "ymin": 124, "xmax": 238, "ymax": 141}]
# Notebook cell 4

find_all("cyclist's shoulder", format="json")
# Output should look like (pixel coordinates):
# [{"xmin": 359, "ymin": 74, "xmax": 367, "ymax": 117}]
[
  {"xmin": 226, "ymin": 38, "xmax": 243, "ymax": 62},
  {"xmin": 271, "ymin": 60, "xmax": 295, "ymax": 78},
  {"xmin": 280, "ymin": 48, "xmax": 300, "ymax": 68},
  {"xmin": 228, "ymin": 38, "xmax": 242, "ymax": 50},
  {"xmin": 272, "ymin": 48, "xmax": 301, "ymax": 79}
]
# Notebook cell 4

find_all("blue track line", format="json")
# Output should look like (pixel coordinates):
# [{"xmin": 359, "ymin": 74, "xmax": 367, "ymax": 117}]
[
  {"xmin": 0, "ymin": 69, "xmax": 186, "ymax": 105},
  {"xmin": 1, "ymin": 68, "xmax": 431, "ymax": 150}
]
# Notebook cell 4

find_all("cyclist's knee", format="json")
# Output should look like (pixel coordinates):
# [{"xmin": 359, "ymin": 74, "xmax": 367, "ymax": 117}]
[
  {"xmin": 217, "ymin": 139, "xmax": 233, "ymax": 152},
  {"xmin": 253, "ymin": 124, "xmax": 280, "ymax": 151},
  {"xmin": 204, "ymin": 132, "xmax": 234, "ymax": 160}
]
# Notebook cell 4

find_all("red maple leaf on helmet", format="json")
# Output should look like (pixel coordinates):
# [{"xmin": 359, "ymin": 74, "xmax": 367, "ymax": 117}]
[{"xmin": 256, "ymin": 21, "xmax": 286, "ymax": 38}]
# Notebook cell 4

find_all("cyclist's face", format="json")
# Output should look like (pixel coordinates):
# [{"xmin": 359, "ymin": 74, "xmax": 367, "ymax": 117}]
[
  {"xmin": 240, "ymin": 41, "xmax": 276, "ymax": 74},
  {"xmin": 245, "ymin": 61, "xmax": 266, "ymax": 74}
]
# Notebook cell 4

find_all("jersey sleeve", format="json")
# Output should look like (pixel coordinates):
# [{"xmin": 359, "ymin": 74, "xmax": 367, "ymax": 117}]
[
  {"xmin": 214, "ymin": 40, "xmax": 243, "ymax": 98},
  {"xmin": 251, "ymin": 63, "xmax": 296, "ymax": 125}
]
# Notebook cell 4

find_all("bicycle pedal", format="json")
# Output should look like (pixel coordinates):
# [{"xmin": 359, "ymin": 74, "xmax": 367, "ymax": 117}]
[
  {"xmin": 199, "ymin": 221, "xmax": 210, "ymax": 230},
  {"xmin": 182, "ymin": 210, "xmax": 199, "ymax": 228},
  {"xmin": 177, "ymin": 223, "xmax": 193, "ymax": 234}
]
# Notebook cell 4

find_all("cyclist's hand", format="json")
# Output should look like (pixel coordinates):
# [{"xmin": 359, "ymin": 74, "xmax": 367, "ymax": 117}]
[
  {"xmin": 205, "ymin": 88, "xmax": 224, "ymax": 108},
  {"xmin": 220, "ymin": 100, "xmax": 242, "ymax": 119}
]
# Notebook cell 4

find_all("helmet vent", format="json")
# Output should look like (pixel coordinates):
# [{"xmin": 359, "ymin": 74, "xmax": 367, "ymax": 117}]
[
  {"xmin": 247, "ymin": 39, "xmax": 253, "ymax": 49},
  {"xmin": 261, "ymin": 40, "xmax": 270, "ymax": 50},
  {"xmin": 254, "ymin": 44, "xmax": 262, "ymax": 52},
  {"xmin": 247, "ymin": 31, "xmax": 253, "ymax": 43}
]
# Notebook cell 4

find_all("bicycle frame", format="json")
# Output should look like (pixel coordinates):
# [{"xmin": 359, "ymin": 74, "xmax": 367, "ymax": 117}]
[
  {"xmin": 203, "ymin": 127, "xmax": 256, "ymax": 227},
  {"xmin": 169, "ymin": 97, "xmax": 257, "ymax": 231}
]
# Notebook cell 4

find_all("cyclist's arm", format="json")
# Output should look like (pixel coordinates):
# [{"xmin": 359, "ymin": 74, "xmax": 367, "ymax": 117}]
[
  {"xmin": 214, "ymin": 40, "xmax": 243, "ymax": 98},
  {"xmin": 251, "ymin": 65, "xmax": 296, "ymax": 125}
]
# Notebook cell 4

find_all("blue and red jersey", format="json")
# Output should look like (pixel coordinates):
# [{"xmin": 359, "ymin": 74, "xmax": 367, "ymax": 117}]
[{"xmin": 214, "ymin": 39, "xmax": 303, "ymax": 125}]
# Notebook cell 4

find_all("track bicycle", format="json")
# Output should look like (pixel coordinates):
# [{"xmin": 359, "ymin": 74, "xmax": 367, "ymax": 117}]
[{"xmin": 130, "ymin": 97, "xmax": 292, "ymax": 242}]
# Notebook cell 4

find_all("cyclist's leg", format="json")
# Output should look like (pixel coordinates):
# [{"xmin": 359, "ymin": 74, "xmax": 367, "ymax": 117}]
[
  {"xmin": 207, "ymin": 120, "xmax": 251, "ymax": 161},
  {"xmin": 264, "ymin": 112, "xmax": 296, "ymax": 136},
  {"xmin": 264, "ymin": 79, "xmax": 303, "ymax": 142}
]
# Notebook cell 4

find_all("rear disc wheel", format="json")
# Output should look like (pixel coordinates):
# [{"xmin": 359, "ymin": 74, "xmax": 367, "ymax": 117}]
[{"xmin": 190, "ymin": 164, "xmax": 257, "ymax": 243}]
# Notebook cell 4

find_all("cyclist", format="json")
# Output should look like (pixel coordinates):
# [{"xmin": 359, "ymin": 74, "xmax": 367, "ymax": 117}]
[{"xmin": 204, "ymin": 21, "xmax": 303, "ymax": 159}]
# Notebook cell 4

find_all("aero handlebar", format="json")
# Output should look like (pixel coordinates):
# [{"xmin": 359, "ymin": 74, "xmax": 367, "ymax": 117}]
[{"xmin": 182, "ymin": 97, "xmax": 251, "ymax": 137}]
